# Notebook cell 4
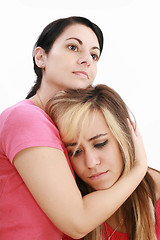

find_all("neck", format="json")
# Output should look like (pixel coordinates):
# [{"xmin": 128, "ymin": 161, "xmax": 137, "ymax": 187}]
[
  {"xmin": 106, "ymin": 210, "xmax": 126, "ymax": 233},
  {"xmin": 29, "ymin": 84, "xmax": 61, "ymax": 110}
]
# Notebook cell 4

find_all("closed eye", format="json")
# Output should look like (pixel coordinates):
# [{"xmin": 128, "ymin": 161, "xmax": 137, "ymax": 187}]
[
  {"xmin": 74, "ymin": 149, "xmax": 82, "ymax": 157},
  {"xmin": 94, "ymin": 140, "xmax": 108, "ymax": 148},
  {"xmin": 68, "ymin": 149, "xmax": 82, "ymax": 158}
]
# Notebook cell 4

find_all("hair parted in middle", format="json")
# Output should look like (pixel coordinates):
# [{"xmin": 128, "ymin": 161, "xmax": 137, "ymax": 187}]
[{"xmin": 46, "ymin": 84, "xmax": 157, "ymax": 240}]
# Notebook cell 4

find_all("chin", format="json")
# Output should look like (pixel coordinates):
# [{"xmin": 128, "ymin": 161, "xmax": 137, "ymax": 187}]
[
  {"xmin": 93, "ymin": 182, "xmax": 116, "ymax": 191},
  {"xmin": 72, "ymin": 82, "xmax": 91, "ymax": 89}
]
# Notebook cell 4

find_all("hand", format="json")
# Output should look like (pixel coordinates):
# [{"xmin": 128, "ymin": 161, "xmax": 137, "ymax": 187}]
[{"xmin": 128, "ymin": 119, "xmax": 148, "ymax": 171}]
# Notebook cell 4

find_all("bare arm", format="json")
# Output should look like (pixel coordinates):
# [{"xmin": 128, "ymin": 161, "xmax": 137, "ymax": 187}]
[
  {"xmin": 148, "ymin": 168, "xmax": 160, "ymax": 201},
  {"xmin": 14, "ymin": 123, "xmax": 147, "ymax": 239}
]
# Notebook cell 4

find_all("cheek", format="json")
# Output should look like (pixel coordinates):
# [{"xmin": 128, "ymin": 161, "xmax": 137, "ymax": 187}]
[
  {"xmin": 109, "ymin": 145, "xmax": 124, "ymax": 171},
  {"xmin": 93, "ymin": 65, "xmax": 97, "ymax": 77},
  {"xmin": 116, "ymin": 152, "xmax": 124, "ymax": 174},
  {"xmin": 90, "ymin": 64, "xmax": 97, "ymax": 82},
  {"xmin": 71, "ymin": 160, "xmax": 84, "ymax": 178},
  {"xmin": 47, "ymin": 53, "xmax": 65, "ymax": 69}
]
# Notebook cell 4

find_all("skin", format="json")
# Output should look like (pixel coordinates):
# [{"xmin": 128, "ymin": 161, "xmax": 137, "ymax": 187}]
[
  {"xmin": 148, "ymin": 168, "xmax": 160, "ymax": 201},
  {"xmin": 13, "ymin": 23, "xmax": 148, "ymax": 238},
  {"xmin": 32, "ymin": 23, "xmax": 100, "ymax": 107},
  {"xmin": 66, "ymin": 111, "xmax": 124, "ymax": 191},
  {"xmin": 65, "ymin": 111, "xmax": 160, "ymax": 233}
]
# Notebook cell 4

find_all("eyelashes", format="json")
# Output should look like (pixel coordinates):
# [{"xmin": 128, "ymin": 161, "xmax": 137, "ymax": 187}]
[
  {"xmin": 67, "ymin": 44, "xmax": 78, "ymax": 52},
  {"xmin": 67, "ymin": 139, "xmax": 108, "ymax": 158},
  {"xmin": 91, "ymin": 53, "xmax": 99, "ymax": 61},
  {"xmin": 68, "ymin": 149, "xmax": 82, "ymax": 158},
  {"xmin": 67, "ymin": 44, "xmax": 99, "ymax": 61},
  {"xmin": 94, "ymin": 140, "xmax": 108, "ymax": 148}
]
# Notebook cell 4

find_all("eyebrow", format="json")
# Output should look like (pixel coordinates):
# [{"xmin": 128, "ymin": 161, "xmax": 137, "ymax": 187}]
[
  {"xmin": 65, "ymin": 133, "xmax": 108, "ymax": 147},
  {"xmin": 65, "ymin": 37, "xmax": 100, "ymax": 51},
  {"xmin": 89, "ymin": 133, "xmax": 108, "ymax": 141}
]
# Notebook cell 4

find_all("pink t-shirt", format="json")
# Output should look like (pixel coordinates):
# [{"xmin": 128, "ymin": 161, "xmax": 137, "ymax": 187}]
[
  {"xmin": 0, "ymin": 100, "xmax": 74, "ymax": 240},
  {"xmin": 156, "ymin": 197, "xmax": 160, "ymax": 239}
]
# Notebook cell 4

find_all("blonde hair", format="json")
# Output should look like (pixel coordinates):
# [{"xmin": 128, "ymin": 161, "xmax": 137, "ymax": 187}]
[{"xmin": 46, "ymin": 84, "xmax": 157, "ymax": 240}]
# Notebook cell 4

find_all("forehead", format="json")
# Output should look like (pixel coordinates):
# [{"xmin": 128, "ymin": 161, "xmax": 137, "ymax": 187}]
[
  {"xmin": 66, "ymin": 111, "xmax": 110, "ymax": 145},
  {"xmin": 83, "ymin": 111, "xmax": 109, "ymax": 139},
  {"xmin": 54, "ymin": 23, "xmax": 100, "ymax": 48}
]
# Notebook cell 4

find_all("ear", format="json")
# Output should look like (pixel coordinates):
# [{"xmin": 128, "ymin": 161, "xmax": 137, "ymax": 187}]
[{"xmin": 34, "ymin": 47, "xmax": 47, "ymax": 68}]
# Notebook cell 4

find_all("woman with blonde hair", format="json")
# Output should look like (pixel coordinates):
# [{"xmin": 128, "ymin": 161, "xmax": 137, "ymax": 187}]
[{"xmin": 46, "ymin": 84, "xmax": 160, "ymax": 240}]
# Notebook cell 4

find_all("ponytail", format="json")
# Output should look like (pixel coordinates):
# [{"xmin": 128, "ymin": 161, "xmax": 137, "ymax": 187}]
[{"xmin": 26, "ymin": 59, "xmax": 42, "ymax": 98}]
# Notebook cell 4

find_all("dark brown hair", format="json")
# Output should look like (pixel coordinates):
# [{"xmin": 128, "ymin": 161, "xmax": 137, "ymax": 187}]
[{"xmin": 26, "ymin": 16, "xmax": 103, "ymax": 99}]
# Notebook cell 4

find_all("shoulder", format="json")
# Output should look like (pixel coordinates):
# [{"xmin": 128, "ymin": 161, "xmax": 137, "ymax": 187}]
[
  {"xmin": 1, "ymin": 99, "xmax": 54, "ymax": 129},
  {"xmin": 148, "ymin": 168, "xmax": 160, "ymax": 201},
  {"xmin": 1, "ymin": 100, "xmax": 63, "ymax": 163},
  {"xmin": 8, "ymin": 100, "xmax": 60, "ymax": 137},
  {"xmin": 11, "ymin": 99, "xmax": 47, "ymax": 119},
  {"xmin": 1, "ymin": 100, "xmax": 41, "ymax": 122}
]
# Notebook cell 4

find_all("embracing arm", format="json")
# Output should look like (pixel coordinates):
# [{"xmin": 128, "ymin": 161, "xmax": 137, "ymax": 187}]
[
  {"xmin": 148, "ymin": 168, "xmax": 160, "ymax": 201},
  {"xmin": 14, "ymin": 124, "xmax": 147, "ymax": 239}
]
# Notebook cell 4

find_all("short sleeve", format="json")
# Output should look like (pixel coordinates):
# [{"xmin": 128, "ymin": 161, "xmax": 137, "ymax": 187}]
[{"xmin": 1, "ymin": 103, "xmax": 63, "ymax": 163}]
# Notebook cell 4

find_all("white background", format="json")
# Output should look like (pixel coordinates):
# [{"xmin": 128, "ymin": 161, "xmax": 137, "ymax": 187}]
[{"xmin": 0, "ymin": 0, "xmax": 159, "ymax": 170}]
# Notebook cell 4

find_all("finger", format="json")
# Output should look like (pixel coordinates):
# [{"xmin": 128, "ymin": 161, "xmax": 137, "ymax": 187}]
[{"xmin": 127, "ymin": 118, "xmax": 135, "ymax": 133}]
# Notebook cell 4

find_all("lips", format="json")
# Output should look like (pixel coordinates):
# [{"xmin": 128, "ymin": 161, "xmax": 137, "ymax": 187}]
[
  {"xmin": 72, "ymin": 71, "xmax": 89, "ymax": 79},
  {"xmin": 89, "ymin": 171, "xmax": 108, "ymax": 180}
]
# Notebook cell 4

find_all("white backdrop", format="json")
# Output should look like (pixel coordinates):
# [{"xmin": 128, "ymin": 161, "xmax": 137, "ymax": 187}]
[{"xmin": 0, "ymin": 0, "xmax": 159, "ymax": 170}]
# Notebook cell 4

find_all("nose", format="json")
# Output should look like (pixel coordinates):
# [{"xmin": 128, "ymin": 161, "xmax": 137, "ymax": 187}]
[
  {"xmin": 84, "ymin": 150, "xmax": 100, "ymax": 169},
  {"xmin": 77, "ymin": 52, "xmax": 92, "ymax": 66}
]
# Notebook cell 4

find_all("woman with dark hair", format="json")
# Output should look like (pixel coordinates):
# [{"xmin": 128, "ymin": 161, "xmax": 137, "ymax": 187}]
[
  {"xmin": 47, "ymin": 84, "xmax": 160, "ymax": 240},
  {"xmin": 0, "ymin": 17, "xmax": 147, "ymax": 240},
  {"xmin": 26, "ymin": 16, "xmax": 103, "ymax": 99}
]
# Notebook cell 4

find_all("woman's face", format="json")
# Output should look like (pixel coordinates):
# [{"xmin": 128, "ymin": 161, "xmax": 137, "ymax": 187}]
[
  {"xmin": 42, "ymin": 24, "xmax": 100, "ymax": 91},
  {"xmin": 65, "ymin": 111, "xmax": 124, "ymax": 190}
]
